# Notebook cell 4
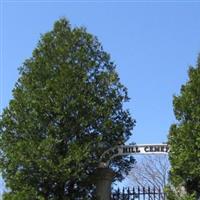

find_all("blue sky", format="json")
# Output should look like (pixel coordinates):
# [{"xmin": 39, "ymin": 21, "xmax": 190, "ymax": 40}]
[{"xmin": 1, "ymin": 0, "xmax": 200, "ymax": 191}]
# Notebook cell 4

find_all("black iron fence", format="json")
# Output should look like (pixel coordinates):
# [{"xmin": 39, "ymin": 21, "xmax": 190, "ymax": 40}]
[{"xmin": 111, "ymin": 186, "xmax": 166, "ymax": 200}]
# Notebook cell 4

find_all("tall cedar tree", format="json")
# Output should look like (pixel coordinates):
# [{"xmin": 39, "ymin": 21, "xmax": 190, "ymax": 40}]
[
  {"xmin": 0, "ymin": 19, "xmax": 135, "ymax": 200},
  {"xmin": 168, "ymin": 56, "xmax": 200, "ymax": 198}
]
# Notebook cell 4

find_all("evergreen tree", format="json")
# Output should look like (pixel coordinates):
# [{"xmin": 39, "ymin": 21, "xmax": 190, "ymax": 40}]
[
  {"xmin": 168, "ymin": 56, "xmax": 200, "ymax": 198},
  {"xmin": 0, "ymin": 19, "xmax": 135, "ymax": 199}
]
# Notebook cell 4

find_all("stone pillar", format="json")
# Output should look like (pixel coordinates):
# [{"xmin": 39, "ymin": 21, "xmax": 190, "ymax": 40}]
[{"xmin": 94, "ymin": 167, "xmax": 115, "ymax": 200}]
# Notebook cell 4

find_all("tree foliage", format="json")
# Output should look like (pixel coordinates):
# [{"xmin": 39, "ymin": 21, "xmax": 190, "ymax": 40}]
[
  {"xmin": 165, "ymin": 185, "xmax": 196, "ymax": 200},
  {"xmin": 168, "ymin": 56, "xmax": 200, "ymax": 198},
  {"xmin": 0, "ymin": 18, "xmax": 135, "ymax": 199}
]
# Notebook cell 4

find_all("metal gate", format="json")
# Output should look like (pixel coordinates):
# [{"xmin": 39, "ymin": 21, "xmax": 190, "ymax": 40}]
[{"xmin": 111, "ymin": 186, "xmax": 165, "ymax": 200}]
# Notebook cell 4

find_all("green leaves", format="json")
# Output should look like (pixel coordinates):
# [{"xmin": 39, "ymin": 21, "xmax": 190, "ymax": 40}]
[
  {"xmin": 165, "ymin": 185, "xmax": 196, "ymax": 200},
  {"xmin": 168, "ymin": 55, "xmax": 200, "ymax": 197},
  {"xmin": 0, "ymin": 18, "xmax": 135, "ymax": 199}
]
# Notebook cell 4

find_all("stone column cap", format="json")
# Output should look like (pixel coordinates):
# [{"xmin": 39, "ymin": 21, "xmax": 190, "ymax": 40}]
[{"xmin": 93, "ymin": 167, "xmax": 116, "ymax": 181}]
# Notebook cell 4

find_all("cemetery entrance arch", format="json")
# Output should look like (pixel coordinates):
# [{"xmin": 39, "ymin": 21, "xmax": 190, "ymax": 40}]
[{"xmin": 95, "ymin": 144, "xmax": 169, "ymax": 200}]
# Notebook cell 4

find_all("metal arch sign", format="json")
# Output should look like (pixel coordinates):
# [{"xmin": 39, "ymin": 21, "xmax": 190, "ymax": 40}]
[
  {"xmin": 99, "ymin": 144, "xmax": 169, "ymax": 167},
  {"xmin": 119, "ymin": 144, "xmax": 169, "ymax": 155}
]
